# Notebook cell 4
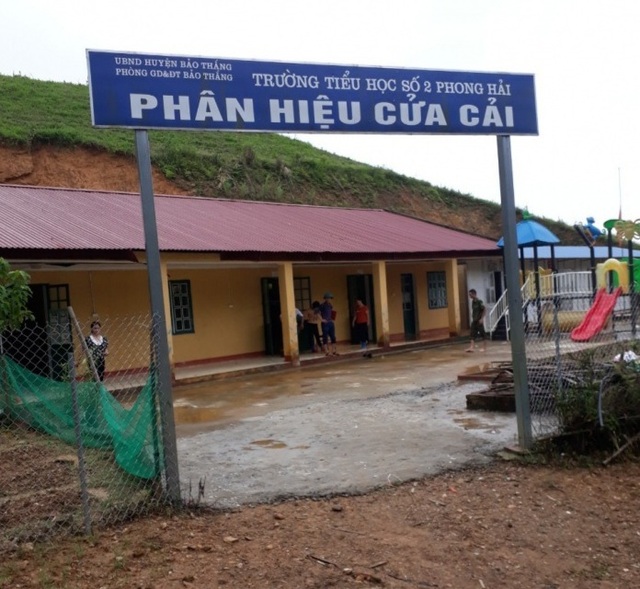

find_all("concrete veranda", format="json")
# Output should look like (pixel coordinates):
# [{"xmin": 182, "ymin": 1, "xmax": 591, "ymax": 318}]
[{"xmin": 172, "ymin": 336, "xmax": 493, "ymax": 384}]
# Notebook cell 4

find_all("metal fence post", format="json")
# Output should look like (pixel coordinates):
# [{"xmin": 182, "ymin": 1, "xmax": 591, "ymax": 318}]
[{"xmin": 68, "ymin": 353, "xmax": 92, "ymax": 535}]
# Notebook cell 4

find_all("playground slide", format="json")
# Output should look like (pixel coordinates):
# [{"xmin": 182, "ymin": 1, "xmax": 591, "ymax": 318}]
[{"xmin": 570, "ymin": 287, "xmax": 623, "ymax": 342}]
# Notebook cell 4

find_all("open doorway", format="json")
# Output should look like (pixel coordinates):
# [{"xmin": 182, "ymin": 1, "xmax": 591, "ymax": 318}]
[
  {"xmin": 400, "ymin": 273, "xmax": 417, "ymax": 341},
  {"xmin": 260, "ymin": 277, "xmax": 282, "ymax": 356},
  {"xmin": 347, "ymin": 274, "xmax": 377, "ymax": 344}
]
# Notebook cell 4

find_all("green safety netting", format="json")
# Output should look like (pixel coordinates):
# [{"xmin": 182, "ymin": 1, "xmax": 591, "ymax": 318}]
[{"xmin": 0, "ymin": 356, "xmax": 162, "ymax": 479}]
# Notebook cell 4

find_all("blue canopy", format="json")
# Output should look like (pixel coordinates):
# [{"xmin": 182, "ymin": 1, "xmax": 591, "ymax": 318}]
[{"xmin": 497, "ymin": 219, "xmax": 560, "ymax": 248}]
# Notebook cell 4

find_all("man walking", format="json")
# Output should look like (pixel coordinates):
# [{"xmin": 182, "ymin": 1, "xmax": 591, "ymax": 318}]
[{"xmin": 466, "ymin": 289, "xmax": 487, "ymax": 352}]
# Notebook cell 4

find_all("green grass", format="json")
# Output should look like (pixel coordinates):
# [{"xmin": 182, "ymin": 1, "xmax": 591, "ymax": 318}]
[
  {"xmin": 0, "ymin": 74, "xmax": 399, "ymax": 180},
  {"xmin": 0, "ymin": 73, "xmax": 581, "ymax": 242}
]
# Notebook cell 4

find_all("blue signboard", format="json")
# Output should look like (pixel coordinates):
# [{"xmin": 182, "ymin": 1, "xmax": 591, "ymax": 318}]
[{"xmin": 87, "ymin": 50, "xmax": 537, "ymax": 135}]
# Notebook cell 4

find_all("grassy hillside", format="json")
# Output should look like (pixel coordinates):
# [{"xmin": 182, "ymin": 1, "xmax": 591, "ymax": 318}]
[{"xmin": 0, "ymin": 73, "xmax": 580, "ymax": 243}]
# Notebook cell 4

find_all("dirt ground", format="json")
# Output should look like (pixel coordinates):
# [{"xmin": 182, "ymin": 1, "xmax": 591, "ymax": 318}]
[
  {"xmin": 3, "ymin": 349, "xmax": 640, "ymax": 588},
  {"xmin": 1, "ymin": 457, "xmax": 639, "ymax": 588}
]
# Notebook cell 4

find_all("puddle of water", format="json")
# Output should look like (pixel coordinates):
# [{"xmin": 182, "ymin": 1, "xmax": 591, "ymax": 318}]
[
  {"xmin": 458, "ymin": 362, "xmax": 505, "ymax": 380},
  {"xmin": 172, "ymin": 376, "xmax": 312, "ymax": 426},
  {"xmin": 173, "ymin": 406, "xmax": 223, "ymax": 424},
  {"xmin": 248, "ymin": 439, "xmax": 288, "ymax": 449},
  {"xmin": 453, "ymin": 416, "xmax": 503, "ymax": 432},
  {"xmin": 368, "ymin": 376, "xmax": 409, "ymax": 382},
  {"xmin": 453, "ymin": 416, "xmax": 483, "ymax": 429}
]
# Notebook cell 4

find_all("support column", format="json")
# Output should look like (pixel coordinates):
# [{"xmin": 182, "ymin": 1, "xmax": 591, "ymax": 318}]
[
  {"xmin": 277, "ymin": 262, "xmax": 300, "ymax": 366},
  {"xmin": 372, "ymin": 261, "xmax": 390, "ymax": 349},
  {"xmin": 446, "ymin": 258, "xmax": 462, "ymax": 335},
  {"xmin": 136, "ymin": 254, "xmax": 175, "ymax": 376},
  {"xmin": 160, "ymin": 259, "xmax": 175, "ymax": 374}
]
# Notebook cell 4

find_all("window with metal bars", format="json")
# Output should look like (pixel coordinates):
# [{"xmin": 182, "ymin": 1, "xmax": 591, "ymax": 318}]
[
  {"xmin": 294, "ymin": 276, "xmax": 312, "ymax": 311},
  {"xmin": 427, "ymin": 271, "xmax": 448, "ymax": 309},
  {"xmin": 169, "ymin": 280, "xmax": 194, "ymax": 334}
]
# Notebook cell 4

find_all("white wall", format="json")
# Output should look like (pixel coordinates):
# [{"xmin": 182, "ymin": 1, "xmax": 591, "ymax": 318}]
[{"xmin": 461, "ymin": 257, "xmax": 502, "ymax": 328}]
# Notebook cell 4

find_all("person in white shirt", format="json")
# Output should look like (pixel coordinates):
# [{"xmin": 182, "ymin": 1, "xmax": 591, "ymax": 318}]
[{"xmin": 85, "ymin": 320, "xmax": 109, "ymax": 381}]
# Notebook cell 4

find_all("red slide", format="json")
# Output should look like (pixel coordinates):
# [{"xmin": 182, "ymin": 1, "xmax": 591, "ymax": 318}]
[{"xmin": 570, "ymin": 287, "xmax": 623, "ymax": 342}]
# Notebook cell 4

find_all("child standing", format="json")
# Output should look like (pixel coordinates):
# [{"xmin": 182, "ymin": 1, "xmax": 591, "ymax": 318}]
[{"xmin": 352, "ymin": 299, "xmax": 370, "ymax": 353}]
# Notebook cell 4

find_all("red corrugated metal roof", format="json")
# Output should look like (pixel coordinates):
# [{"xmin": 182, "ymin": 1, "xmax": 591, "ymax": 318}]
[{"xmin": 0, "ymin": 185, "xmax": 499, "ymax": 257}]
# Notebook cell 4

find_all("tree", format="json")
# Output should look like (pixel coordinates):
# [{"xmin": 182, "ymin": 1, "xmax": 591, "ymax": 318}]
[
  {"xmin": 0, "ymin": 258, "xmax": 33, "ymax": 336},
  {"xmin": 614, "ymin": 219, "xmax": 640, "ymax": 244},
  {"xmin": 0, "ymin": 258, "xmax": 33, "ymax": 415}
]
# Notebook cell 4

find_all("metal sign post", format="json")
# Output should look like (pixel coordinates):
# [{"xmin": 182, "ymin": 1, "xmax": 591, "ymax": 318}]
[
  {"xmin": 497, "ymin": 135, "xmax": 532, "ymax": 449},
  {"xmin": 135, "ymin": 129, "xmax": 181, "ymax": 502}
]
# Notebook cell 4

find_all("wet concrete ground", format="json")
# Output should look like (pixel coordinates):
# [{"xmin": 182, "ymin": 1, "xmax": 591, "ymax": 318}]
[{"xmin": 174, "ymin": 340, "xmax": 518, "ymax": 507}]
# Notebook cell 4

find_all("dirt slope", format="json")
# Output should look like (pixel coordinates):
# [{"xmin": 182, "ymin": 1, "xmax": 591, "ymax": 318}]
[
  {"xmin": 1, "ymin": 143, "xmax": 586, "ymax": 244},
  {"xmin": 0, "ymin": 144, "xmax": 187, "ymax": 195},
  {"xmin": 0, "ymin": 143, "xmax": 510, "ymax": 241}
]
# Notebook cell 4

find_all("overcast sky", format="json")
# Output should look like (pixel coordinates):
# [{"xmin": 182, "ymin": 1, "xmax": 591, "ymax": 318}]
[{"xmin": 2, "ymin": 0, "xmax": 639, "ymax": 230}]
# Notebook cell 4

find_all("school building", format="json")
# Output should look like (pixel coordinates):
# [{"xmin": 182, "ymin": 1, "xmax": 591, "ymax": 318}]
[{"xmin": 0, "ymin": 184, "xmax": 503, "ymax": 378}]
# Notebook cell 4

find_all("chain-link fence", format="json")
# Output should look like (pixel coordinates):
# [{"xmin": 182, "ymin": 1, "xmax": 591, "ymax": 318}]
[
  {"xmin": 0, "ymin": 309, "xmax": 177, "ymax": 552},
  {"xmin": 521, "ymin": 279, "xmax": 640, "ymax": 439}
]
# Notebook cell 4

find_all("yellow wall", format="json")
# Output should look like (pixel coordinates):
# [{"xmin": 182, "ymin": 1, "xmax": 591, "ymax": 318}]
[
  {"xmin": 385, "ymin": 262, "xmax": 451, "ymax": 338},
  {"xmin": 297, "ymin": 265, "xmax": 351, "ymax": 343},
  {"xmin": 28, "ymin": 269, "xmax": 154, "ymax": 374},
  {"xmin": 26, "ymin": 258, "xmax": 462, "ymax": 371},
  {"xmin": 301, "ymin": 261, "xmax": 455, "ymax": 342},
  {"xmin": 167, "ymin": 267, "xmax": 267, "ymax": 364},
  {"xmin": 170, "ymin": 263, "xmax": 388, "ymax": 363},
  {"xmin": 28, "ymin": 269, "xmax": 151, "ymax": 319}
]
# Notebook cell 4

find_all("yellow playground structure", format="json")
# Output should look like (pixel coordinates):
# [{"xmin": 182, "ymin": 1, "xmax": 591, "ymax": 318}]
[
  {"xmin": 527, "ymin": 259, "xmax": 629, "ymax": 334},
  {"xmin": 595, "ymin": 258, "xmax": 629, "ymax": 292}
]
